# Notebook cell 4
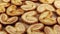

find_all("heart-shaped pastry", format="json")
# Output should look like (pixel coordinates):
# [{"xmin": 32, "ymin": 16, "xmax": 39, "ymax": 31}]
[
  {"xmin": 21, "ymin": 1, "xmax": 36, "ymax": 11},
  {"xmin": 37, "ymin": 4, "xmax": 55, "ymax": 13},
  {"xmin": 27, "ymin": 23, "xmax": 44, "ymax": 34},
  {"xmin": 5, "ymin": 22, "xmax": 26, "ymax": 34},
  {"xmin": 6, "ymin": 5, "xmax": 24, "ymax": 16},
  {"xmin": 0, "ymin": 13, "xmax": 18, "ymax": 24},
  {"xmin": 21, "ymin": 11, "xmax": 38, "ymax": 24},
  {"xmin": 39, "ymin": 11, "xmax": 56, "ymax": 25}
]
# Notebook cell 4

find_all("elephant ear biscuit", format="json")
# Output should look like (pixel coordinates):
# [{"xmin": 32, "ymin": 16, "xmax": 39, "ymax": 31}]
[
  {"xmin": 21, "ymin": 1, "xmax": 37, "ymax": 11},
  {"xmin": 0, "ymin": 13, "xmax": 18, "ymax": 24},
  {"xmin": 6, "ymin": 5, "xmax": 24, "ymax": 16},
  {"xmin": 27, "ymin": 23, "xmax": 44, "ymax": 34},
  {"xmin": 5, "ymin": 22, "xmax": 26, "ymax": 34},
  {"xmin": 21, "ymin": 11, "xmax": 38, "ymax": 24},
  {"xmin": 37, "ymin": 4, "xmax": 55, "ymax": 13},
  {"xmin": 39, "ymin": 11, "xmax": 56, "ymax": 25},
  {"xmin": 15, "ymin": 22, "xmax": 26, "ymax": 33},
  {"xmin": 5, "ymin": 26, "xmax": 17, "ymax": 34}
]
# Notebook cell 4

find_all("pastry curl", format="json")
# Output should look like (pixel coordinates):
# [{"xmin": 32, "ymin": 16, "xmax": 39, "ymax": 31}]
[
  {"xmin": 21, "ymin": 1, "xmax": 36, "ymax": 11},
  {"xmin": 21, "ymin": 11, "xmax": 38, "ymax": 24},
  {"xmin": 27, "ymin": 23, "xmax": 44, "ymax": 34},
  {"xmin": 0, "ymin": 13, "xmax": 18, "ymax": 24},
  {"xmin": 5, "ymin": 22, "xmax": 26, "ymax": 34},
  {"xmin": 37, "ymin": 4, "xmax": 55, "ymax": 13},
  {"xmin": 6, "ymin": 5, "xmax": 24, "ymax": 16},
  {"xmin": 39, "ymin": 11, "xmax": 56, "ymax": 25}
]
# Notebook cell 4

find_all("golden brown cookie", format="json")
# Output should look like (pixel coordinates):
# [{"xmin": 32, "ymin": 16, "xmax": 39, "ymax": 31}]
[
  {"xmin": 39, "ymin": 11, "xmax": 56, "ymax": 25},
  {"xmin": 5, "ymin": 22, "xmax": 26, "ymax": 34},
  {"xmin": 27, "ymin": 23, "xmax": 44, "ymax": 34},
  {"xmin": 37, "ymin": 4, "xmax": 55, "ymax": 13},
  {"xmin": 21, "ymin": 11, "xmax": 38, "ymax": 24},
  {"xmin": 6, "ymin": 5, "xmax": 24, "ymax": 16},
  {"xmin": 21, "ymin": 1, "xmax": 37, "ymax": 11},
  {"xmin": 0, "ymin": 13, "xmax": 18, "ymax": 24}
]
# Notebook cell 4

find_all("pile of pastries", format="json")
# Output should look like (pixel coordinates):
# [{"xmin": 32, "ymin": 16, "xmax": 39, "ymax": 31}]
[{"xmin": 0, "ymin": 0, "xmax": 60, "ymax": 34}]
